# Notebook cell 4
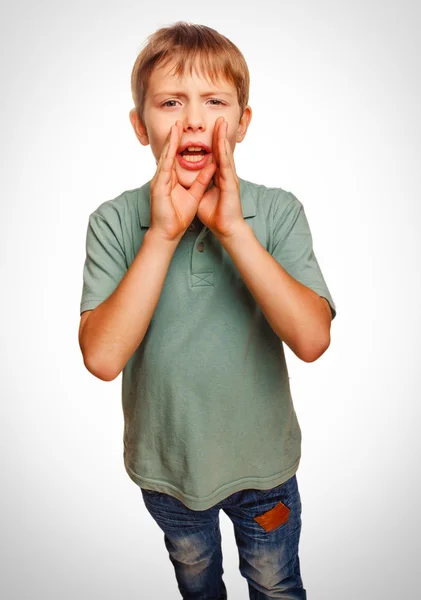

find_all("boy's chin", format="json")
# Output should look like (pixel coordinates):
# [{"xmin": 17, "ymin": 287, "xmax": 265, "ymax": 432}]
[{"xmin": 176, "ymin": 165, "xmax": 209, "ymax": 190}]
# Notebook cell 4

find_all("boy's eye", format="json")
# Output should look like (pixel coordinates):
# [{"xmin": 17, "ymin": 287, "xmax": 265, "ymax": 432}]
[{"xmin": 161, "ymin": 99, "xmax": 225, "ymax": 108}]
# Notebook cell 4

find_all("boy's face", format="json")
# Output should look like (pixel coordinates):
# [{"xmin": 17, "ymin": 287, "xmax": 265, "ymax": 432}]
[{"xmin": 130, "ymin": 59, "xmax": 252, "ymax": 189}]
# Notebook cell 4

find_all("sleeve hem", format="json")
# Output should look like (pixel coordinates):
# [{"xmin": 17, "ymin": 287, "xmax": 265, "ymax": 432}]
[
  {"xmin": 318, "ymin": 294, "xmax": 336, "ymax": 320},
  {"xmin": 305, "ymin": 287, "xmax": 337, "ymax": 320},
  {"xmin": 80, "ymin": 298, "xmax": 105, "ymax": 314}
]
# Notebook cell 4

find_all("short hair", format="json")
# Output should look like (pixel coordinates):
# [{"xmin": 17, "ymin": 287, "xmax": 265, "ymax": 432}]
[{"xmin": 130, "ymin": 22, "xmax": 250, "ymax": 122}]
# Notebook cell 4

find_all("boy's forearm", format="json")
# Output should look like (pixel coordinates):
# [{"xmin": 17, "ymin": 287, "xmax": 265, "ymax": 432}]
[
  {"xmin": 216, "ymin": 223, "xmax": 332, "ymax": 362},
  {"xmin": 80, "ymin": 228, "xmax": 180, "ymax": 381}
]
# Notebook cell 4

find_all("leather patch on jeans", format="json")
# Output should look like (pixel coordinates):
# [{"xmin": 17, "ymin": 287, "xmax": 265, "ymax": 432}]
[{"xmin": 253, "ymin": 501, "xmax": 290, "ymax": 532}]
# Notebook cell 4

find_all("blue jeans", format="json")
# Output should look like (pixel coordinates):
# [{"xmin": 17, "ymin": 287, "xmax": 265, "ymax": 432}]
[{"xmin": 141, "ymin": 474, "xmax": 307, "ymax": 599}]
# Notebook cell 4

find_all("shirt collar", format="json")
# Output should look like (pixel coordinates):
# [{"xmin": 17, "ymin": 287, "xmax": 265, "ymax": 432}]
[{"xmin": 138, "ymin": 177, "xmax": 256, "ymax": 228}]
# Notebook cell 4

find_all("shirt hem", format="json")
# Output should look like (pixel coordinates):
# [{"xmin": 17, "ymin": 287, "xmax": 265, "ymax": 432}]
[{"xmin": 124, "ymin": 456, "xmax": 301, "ymax": 511}]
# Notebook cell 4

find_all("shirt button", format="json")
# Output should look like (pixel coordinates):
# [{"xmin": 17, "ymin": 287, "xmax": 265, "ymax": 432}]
[
  {"xmin": 187, "ymin": 222, "xmax": 195, "ymax": 231},
  {"xmin": 197, "ymin": 241, "xmax": 205, "ymax": 252}
]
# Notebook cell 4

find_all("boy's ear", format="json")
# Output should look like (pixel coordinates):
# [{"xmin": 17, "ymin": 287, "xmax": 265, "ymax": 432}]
[
  {"xmin": 129, "ymin": 108, "xmax": 150, "ymax": 146},
  {"xmin": 236, "ymin": 106, "xmax": 252, "ymax": 143}
]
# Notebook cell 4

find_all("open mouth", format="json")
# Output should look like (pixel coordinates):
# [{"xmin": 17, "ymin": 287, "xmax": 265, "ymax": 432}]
[
  {"xmin": 180, "ymin": 147, "xmax": 208, "ymax": 163},
  {"xmin": 177, "ymin": 143, "xmax": 212, "ymax": 170}
]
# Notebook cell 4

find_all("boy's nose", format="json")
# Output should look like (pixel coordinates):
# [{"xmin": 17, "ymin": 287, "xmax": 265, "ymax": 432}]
[{"xmin": 183, "ymin": 109, "xmax": 205, "ymax": 132}]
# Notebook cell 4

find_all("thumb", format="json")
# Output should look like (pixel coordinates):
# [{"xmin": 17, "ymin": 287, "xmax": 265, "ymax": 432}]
[{"xmin": 187, "ymin": 163, "xmax": 217, "ymax": 202}]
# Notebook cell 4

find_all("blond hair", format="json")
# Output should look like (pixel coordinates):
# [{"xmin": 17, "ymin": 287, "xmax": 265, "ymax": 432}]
[{"xmin": 130, "ymin": 22, "xmax": 250, "ymax": 122}]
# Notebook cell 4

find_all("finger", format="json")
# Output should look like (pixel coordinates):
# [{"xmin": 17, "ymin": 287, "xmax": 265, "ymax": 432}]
[
  {"xmin": 160, "ymin": 122, "xmax": 182, "ymax": 184},
  {"xmin": 210, "ymin": 119, "xmax": 222, "ymax": 188},
  {"xmin": 217, "ymin": 120, "xmax": 231, "ymax": 172},
  {"xmin": 216, "ymin": 117, "xmax": 225, "ymax": 165},
  {"xmin": 187, "ymin": 163, "xmax": 217, "ymax": 202},
  {"xmin": 166, "ymin": 120, "xmax": 183, "ymax": 164},
  {"xmin": 154, "ymin": 125, "xmax": 176, "ymax": 186},
  {"xmin": 212, "ymin": 116, "xmax": 224, "ymax": 167},
  {"xmin": 224, "ymin": 124, "xmax": 237, "ymax": 173},
  {"xmin": 163, "ymin": 123, "xmax": 176, "ymax": 158},
  {"xmin": 156, "ymin": 124, "xmax": 174, "ymax": 170},
  {"xmin": 226, "ymin": 142, "xmax": 236, "ymax": 177}
]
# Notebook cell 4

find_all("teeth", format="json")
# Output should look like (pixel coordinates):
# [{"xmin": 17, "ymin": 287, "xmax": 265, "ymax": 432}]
[
  {"xmin": 187, "ymin": 146, "xmax": 204, "ymax": 151},
  {"xmin": 184, "ymin": 155, "xmax": 205, "ymax": 162}
]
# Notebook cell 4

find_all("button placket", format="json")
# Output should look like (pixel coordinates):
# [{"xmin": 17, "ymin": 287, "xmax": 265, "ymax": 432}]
[{"xmin": 191, "ymin": 226, "xmax": 214, "ymax": 287}]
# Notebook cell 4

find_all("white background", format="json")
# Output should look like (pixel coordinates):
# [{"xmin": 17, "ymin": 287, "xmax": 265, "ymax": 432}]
[{"xmin": 1, "ymin": 0, "xmax": 420, "ymax": 598}]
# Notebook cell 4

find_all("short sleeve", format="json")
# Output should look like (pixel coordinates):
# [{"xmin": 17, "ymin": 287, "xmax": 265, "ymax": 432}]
[
  {"xmin": 271, "ymin": 193, "xmax": 337, "ymax": 320},
  {"xmin": 80, "ymin": 210, "xmax": 128, "ymax": 314}
]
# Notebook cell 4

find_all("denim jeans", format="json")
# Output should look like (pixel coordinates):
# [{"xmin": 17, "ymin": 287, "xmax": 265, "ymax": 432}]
[{"xmin": 141, "ymin": 474, "xmax": 307, "ymax": 599}]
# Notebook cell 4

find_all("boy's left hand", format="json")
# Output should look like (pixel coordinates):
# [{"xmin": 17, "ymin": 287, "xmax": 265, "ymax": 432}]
[{"xmin": 196, "ymin": 117, "xmax": 244, "ymax": 239}]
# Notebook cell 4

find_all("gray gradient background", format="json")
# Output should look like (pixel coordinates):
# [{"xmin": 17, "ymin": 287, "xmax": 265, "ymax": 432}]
[{"xmin": 1, "ymin": 0, "xmax": 420, "ymax": 598}]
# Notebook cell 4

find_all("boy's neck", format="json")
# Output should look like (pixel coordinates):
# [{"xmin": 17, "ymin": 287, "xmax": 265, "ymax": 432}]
[{"xmin": 193, "ymin": 215, "xmax": 205, "ymax": 229}]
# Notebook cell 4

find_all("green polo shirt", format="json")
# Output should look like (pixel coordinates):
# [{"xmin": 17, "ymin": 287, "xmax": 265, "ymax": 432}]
[{"xmin": 80, "ymin": 177, "xmax": 336, "ymax": 511}]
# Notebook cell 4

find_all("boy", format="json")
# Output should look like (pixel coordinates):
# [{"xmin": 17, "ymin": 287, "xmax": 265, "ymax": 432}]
[{"xmin": 79, "ymin": 22, "xmax": 336, "ymax": 600}]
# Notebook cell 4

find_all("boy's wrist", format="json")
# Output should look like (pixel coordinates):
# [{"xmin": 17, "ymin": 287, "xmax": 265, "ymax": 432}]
[
  {"xmin": 214, "ymin": 219, "xmax": 251, "ymax": 245},
  {"xmin": 145, "ymin": 226, "xmax": 183, "ymax": 248}
]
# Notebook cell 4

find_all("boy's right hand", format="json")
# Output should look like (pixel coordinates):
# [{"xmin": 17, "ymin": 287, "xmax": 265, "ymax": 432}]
[{"xmin": 149, "ymin": 121, "xmax": 217, "ymax": 242}]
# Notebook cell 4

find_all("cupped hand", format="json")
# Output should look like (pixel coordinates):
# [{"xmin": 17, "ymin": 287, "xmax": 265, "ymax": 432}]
[
  {"xmin": 196, "ymin": 116, "xmax": 244, "ymax": 239},
  {"xmin": 149, "ymin": 120, "xmax": 217, "ymax": 242}
]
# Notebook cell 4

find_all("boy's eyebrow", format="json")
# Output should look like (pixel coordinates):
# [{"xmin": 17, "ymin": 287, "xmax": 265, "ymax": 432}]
[{"xmin": 152, "ymin": 91, "xmax": 234, "ymax": 99}]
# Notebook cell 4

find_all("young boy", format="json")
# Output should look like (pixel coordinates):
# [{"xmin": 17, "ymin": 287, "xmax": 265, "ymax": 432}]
[{"xmin": 79, "ymin": 22, "xmax": 336, "ymax": 600}]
